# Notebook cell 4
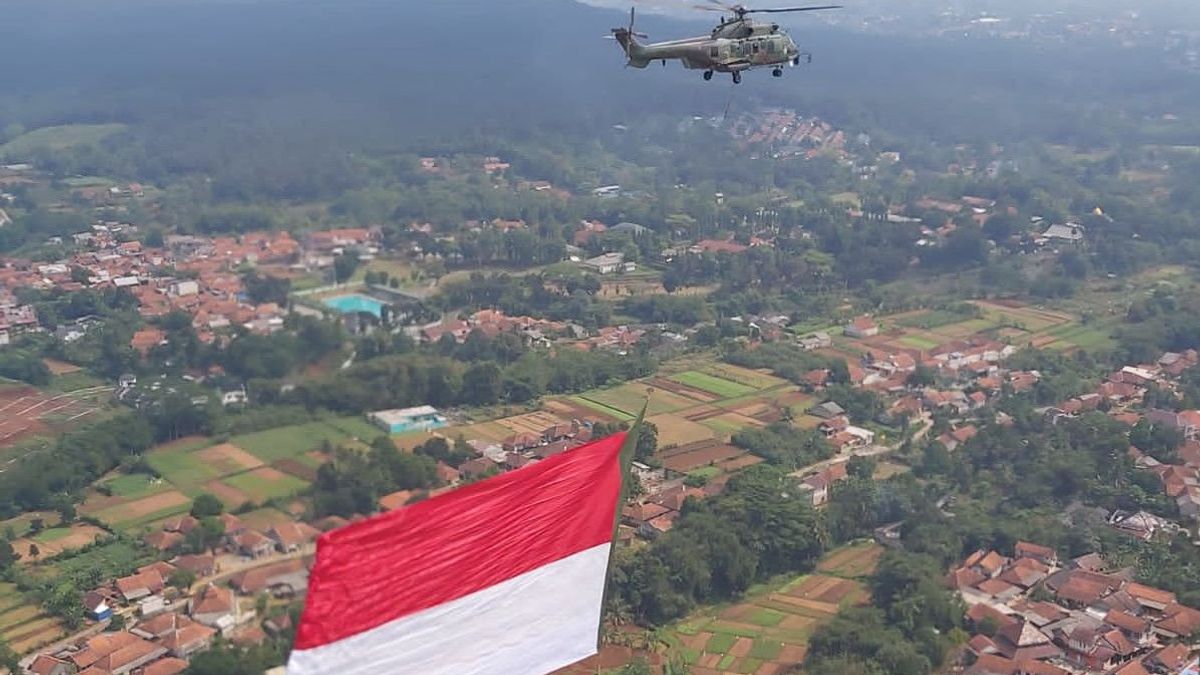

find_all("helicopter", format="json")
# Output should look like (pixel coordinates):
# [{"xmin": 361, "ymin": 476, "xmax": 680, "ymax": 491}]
[{"xmin": 609, "ymin": 2, "xmax": 841, "ymax": 84}]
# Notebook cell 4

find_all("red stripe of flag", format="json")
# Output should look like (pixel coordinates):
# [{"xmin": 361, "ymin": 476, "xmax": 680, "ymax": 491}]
[{"xmin": 293, "ymin": 431, "xmax": 627, "ymax": 650}]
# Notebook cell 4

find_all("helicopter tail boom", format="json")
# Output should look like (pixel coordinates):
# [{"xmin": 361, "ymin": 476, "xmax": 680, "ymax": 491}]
[{"xmin": 611, "ymin": 7, "xmax": 650, "ymax": 67}]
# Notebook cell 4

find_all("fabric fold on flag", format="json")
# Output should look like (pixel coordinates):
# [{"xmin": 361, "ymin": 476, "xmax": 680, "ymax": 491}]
[{"xmin": 288, "ymin": 431, "xmax": 628, "ymax": 675}]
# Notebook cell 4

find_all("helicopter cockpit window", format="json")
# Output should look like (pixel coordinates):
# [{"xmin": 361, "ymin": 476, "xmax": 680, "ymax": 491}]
[{"xmin": 752, "ymin": 41, "xmax": 759, "ymax": 54}]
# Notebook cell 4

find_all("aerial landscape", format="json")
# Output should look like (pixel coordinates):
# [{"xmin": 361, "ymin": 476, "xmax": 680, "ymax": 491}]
[{"xmin": 3, "ymin": 0, "xmax": 1200, "ymax": 673}]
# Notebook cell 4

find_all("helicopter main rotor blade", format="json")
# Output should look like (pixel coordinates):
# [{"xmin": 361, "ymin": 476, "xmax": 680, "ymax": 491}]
[{"xmin": 743, "ymin": 4, "xmax": 842, "ymax": 13}]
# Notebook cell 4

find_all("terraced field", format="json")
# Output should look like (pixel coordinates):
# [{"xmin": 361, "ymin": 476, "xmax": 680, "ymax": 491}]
[{"xmin": 661, "ymin": 543, "xmax": 883, "ymax": 674}]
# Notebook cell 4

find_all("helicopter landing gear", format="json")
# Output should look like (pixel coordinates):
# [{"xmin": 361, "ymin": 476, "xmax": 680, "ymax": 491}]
[
  {"xmin": 703, "ymin": 70, "xmax": 713, "ymax": 81},
  {"xmin": 732, "ymin": 71, "xmax": 741, "ymax": 84},
  {"xmin": 772, "ymin": 68, "xmax": 783, "ymax": 77}
]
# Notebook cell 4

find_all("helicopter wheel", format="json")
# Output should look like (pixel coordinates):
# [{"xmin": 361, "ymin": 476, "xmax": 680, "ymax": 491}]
[
  {"xmin": 703, "ymin": 70, "xmax": 713, "ymax": 81},
  {"xmin": 732, "ymin": 71, "xmax": 741, "ymax": 84},
  {"xmin": 772, "ymin": 68, "xmax": 783, "ymax": 77}
]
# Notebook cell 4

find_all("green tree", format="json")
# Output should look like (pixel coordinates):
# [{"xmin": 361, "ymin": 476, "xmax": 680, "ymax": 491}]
[
  {"xmin": 169, "ymin": 568, "xmax": 197, "ymax": 590},
  {"xmin": 190, "ymin": 493, "xmax": 225, "ymax": 518},
  {"xmin": 186, "ymin": 517, "xmax": 226, "ymax": 555},
  {"xmin": 333, "ymin": 253, "xmax": 361, "ymax": 284},
  {"xmin": 634, "ymin": 421, "xmax": 658, "ymax": 461},
  {"xmin": 0, "ymin": 636, "xmax": 19, "ymax": 674},
  {"xmin": 0, "ymin": 540, "xmax": 18, "ymax": 571},
  {"xmin": 462, "ymin": 362, "xmax": 502, "ymax": 405}
]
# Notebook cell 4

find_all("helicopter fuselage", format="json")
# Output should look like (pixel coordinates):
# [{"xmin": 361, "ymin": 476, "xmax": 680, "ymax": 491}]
[{"xmin": 625, "ymin": 26, "xmax": 800, "ymax": 73}]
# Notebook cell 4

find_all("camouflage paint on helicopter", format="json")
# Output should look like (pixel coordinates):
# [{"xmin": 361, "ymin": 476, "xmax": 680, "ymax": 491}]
[{"xmin": 609, "ymin": 2, "xmax": 839, "ymax": 84}]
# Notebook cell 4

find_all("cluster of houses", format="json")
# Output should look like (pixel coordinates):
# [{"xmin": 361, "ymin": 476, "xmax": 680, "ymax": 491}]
[
  {"xmin": 727, "ymin": 109, "xmax": 848, "ymax": 160},
  {"xmin": 0, "ymin": 222, "xmax": 393, "ymax": 355},
  {"xmin": 141, "ymin": 512, "xmax": 320, "ymax": 568},
  {"xmin": 18, "ymin": 509, "xmax": 335, "ymax": 674},
  {"xmin": 415, "ymin": 309, "xmax": 568, "ymax": 347},
  {"xmin": 950, "ymin": 542, "xmax": 1200, "ymax": 675},
  {"xmin": 1036, "ymin": 351, "xmax": 1200, "ymax": 522},
  {"xmin": 0, "ymin": 290, "xmax": 37, "ymax": 346}
]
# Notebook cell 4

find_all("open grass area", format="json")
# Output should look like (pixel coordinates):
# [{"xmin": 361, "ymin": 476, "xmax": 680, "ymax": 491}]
[
  {"xmin": 325, "ymin": 415, "xmax": 385, "ymax": 441},
  {"xmin": 102, "ymin": 473, "xmax": 170, "ymax": 499},
  {"xmin": 223, "ymin": 468, "xmax": 310, "ymax": 502},
  {"xmin": 688, "ymin": 465, "xmax": 723, "ymax": 480},
  {"xmin": 0, "ymin": 124, "xmax": 127, "ymax": 158},
  {"xmin": 670, "ymin": 371, "xmax": 756, "ymax": 399},
  {"xmin": 231, "ymin": 421, "xmax": 358, "ymax": 463}
]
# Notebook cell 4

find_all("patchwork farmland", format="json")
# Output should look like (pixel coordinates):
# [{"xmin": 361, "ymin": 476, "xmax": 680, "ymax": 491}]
[
  {"xmin": 838, "ymin": 299, "xmax": 1111, "ymax": 362},
  {"xmin": 661, "ymin": 543, "xmax": 883, "ymax": 674},
  {"xmin": 78, "ymin": 416, "xmax": 379, "ymax": 532}
]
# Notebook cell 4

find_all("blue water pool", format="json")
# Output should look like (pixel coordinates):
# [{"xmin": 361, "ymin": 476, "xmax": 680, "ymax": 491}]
[{"xmin": 323, "ymin": 294, "xmax": 386, "ymax": 318}]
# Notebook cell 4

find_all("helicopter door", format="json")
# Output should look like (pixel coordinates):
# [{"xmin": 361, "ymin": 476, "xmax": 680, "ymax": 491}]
[
  {"xmin": 709, "ymin": 45, "xmax": 719, "ymax": 59},
  {"xmin": 752, "ymin": 41, "xmax": 759, "ymax": 55}
]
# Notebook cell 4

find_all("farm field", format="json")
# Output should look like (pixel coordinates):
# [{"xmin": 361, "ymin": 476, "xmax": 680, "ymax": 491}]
[
  {"xmin": 231, "ymin": 420, "xmax": 362, "ymax": 463},
  {"xmin": 569, "ymin": 395, "xmax": 635, "ymax": 421},
  {"xmin": 90, "ymin": 490, "xmax": 191, "ymax": 532},
  {"xmin": 648, "ymin": 413, "xmax": 720, "ymax": 447},
  {"xmin": 0, "ymin": 582, "xmax": 64, "ymax": 655},
  {"xmin": 669, "ymin": 371, "xmax": 757, "ymax": 399},
  {"xmin": 660, "ymin": 543, "xmax": 883, "ymax": 673},
  {"xmin": 223, "ymin": 467, "xmax": 309, "ymax": 503},
  {"xmin": 29, "ymin": 540, "xmax": 148, "ymax": 586},
  {"xmin": 698, "ymin": 364, "xmax": 789, "ymax": 391},
  {"xmin": 580, "ymin": 383, "xmax": 693, "ymax": 417},
  {"xmin": 0, "ymin": 383, "xmax": 108, "ymax": 450},
  {"xmin": 11, "ymin": 524, "xmax": 110, "ymax": 564}
]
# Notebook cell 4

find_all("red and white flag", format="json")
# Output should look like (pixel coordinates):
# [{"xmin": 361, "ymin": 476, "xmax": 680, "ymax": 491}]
[{"xmin": 287, "ymin": 432, "xmax": 627, "ymax": 675}]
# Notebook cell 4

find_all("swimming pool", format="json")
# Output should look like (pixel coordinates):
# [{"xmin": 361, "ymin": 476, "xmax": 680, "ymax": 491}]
[{"xmin": 323, "ymin": 294, "xmax": 386, "ymax": 318}]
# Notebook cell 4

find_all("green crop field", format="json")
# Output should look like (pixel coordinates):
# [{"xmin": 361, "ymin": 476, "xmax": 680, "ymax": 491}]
[
  {"xmin": 660, "ymin": 543, "xmax": 878, "ymax": 671},
  {"xmin": 701, "ymin": 364, "xmax": 789, "ymax": 390},
  {"xmin": 0, "ymin": 124, "xmax": 127, "ymax": 158},
  {"xmin": 670, "ymin": 371, "xmax": 756, "ymax": 399},
  {"xmin": 223, "ymin": 470, "xmax": 309, "ymax": 502},
  {"xmin": 898, "ymin": 334, "xmax": 941, "ymax": 350},
  {"xmin": 895, "ymin": 309, "xmax": 976, "ymax": 330},
  {"xmin": 33, "ymin": 541, "xmax": 148, "ymax": 587},
  {"xmin": 231, "ymin": 422, "xmax": 355, "ymax": 463},
  {"xmin": 568, "ymin": 395, "xmax": 635, "ymax": 421},
  {"xmin": 147, "ymin": 447, "xmax": 222, "ymax": 486},
  {"xmin": 582, "ymin": 383, "xmax": 694, "ymax": 417}
]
